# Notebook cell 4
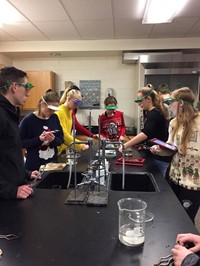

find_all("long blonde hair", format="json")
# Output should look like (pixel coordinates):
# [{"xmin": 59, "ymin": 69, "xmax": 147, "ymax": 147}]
[
  {"xmin": 60, "ymin": 85, "xmax": 82, "ymax": 104},
  {"xmin": 171, "ymin": 87, "xmax": 198, "ymax": 155},
  {"xmin": 138, "ymin": 84, "xmax": 168, "ymax": 119}
]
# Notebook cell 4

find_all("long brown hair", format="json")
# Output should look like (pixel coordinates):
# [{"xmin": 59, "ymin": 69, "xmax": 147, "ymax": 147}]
[
  {"xmin": 138, "ymin": 84, "xmax": 168, "ymax": 119},
  {"xmin": 171, "ymin": 87, "xmax": 198, "ymax": 155}
]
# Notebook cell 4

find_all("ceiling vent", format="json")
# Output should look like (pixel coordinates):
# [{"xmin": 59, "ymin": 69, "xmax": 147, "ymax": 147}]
[{"xmin": 122, "ymin": 52, "xmax": 139, "ymax": 64}]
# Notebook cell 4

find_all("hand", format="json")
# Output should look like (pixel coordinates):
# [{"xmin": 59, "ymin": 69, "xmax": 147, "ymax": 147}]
[
  {"xmin": 150, "ymin": 145, "xmax": 161, "ymax": 155},
  {"xmin": 82, "ymin": 144, "xmax": 89, "ymax": 151},
  {"xmin": 17, "ymin": 185, "xmax": 33, "ymax": 199},
  {"xmin": 119, "ymin": 135, "xmax": 125, "ymax": 142},
  {"xmin": 176, "ymin": 233, "xmax": 200, "ymax": 253},
  {"xmin": 39, "ymin": 131, "xmax": 55, "ymax": 142},
  {"xmin": 30, "ymin": 170, "xmax": 41, "ymax": 180},
  {"xmin": 172, "ymin": 244, "xmax": 192, "ymax": 266}
]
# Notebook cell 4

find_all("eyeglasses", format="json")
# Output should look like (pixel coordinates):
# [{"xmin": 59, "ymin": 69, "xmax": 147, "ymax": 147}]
[
  {"xmin": 42, "ymin": 97, "xmax": 60, "ymax": 111},
  {"xmin": 16, "ymin": 82, "xmax": 34, "ymax": 89},
  {"xmin": 164, "ymin": 97, "xmax": 193, "ymax": 106},
  {"xmin": 73, "ymin": 99, "xmax": 82, "ymax": 105},
  {"xmin": 135, "ymin": 89, "xmax": 155, "ymax": 103},
  {"xmin": 0, "ymin": 81, "xmax": 34, "ymax": 91}
]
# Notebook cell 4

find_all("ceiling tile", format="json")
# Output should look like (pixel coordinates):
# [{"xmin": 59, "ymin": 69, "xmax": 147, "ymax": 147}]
[
  {"xmin": 75, "ymin": 20, "xmax": 113, "ymax": 39},
  {"xmin": 113, "ymin": 0, "xmax": 146, "ymax": 19},
  {"xmin": 2, "ymin": 21, "xmax": 47, "ymax": 41},
  {"xmin": 9, "ymin": 0, "xmax": 70, "ymax": 21},
  {"xmin": 115, "ymin": 19, "xmax": 152, "ymax": 39},
  {"xmin": 34, "ymin": 21, "xmax": 80, "ymax": 40},
  {"xmin": 185, "ymin": 20, "xmax": 200, "ymax": 37},
  {"xmin": 0, "ymin": 29, "xmax": 17, "ymax": 41},
  {"xmin": 150, "ymin": 18, "xmax": 199, "ymax": 38},
  {"xmin": 60, "ymin": 0, "xmax": 112, "ymax": 20}
]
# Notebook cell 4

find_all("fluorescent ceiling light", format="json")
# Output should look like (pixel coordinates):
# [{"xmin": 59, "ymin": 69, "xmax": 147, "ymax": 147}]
[
  {"xmin": 0, "ymin": 0, "xmax": 26, "ymax": 25},
  {"xmin": 142, "ymin": 0, "xmax": 188, "ymax": 24}
]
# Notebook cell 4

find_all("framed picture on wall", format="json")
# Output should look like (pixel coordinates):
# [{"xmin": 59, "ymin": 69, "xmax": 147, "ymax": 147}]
[{"xmin": 79, "ymin": 80, "xmax": 101, "ymax": 109}]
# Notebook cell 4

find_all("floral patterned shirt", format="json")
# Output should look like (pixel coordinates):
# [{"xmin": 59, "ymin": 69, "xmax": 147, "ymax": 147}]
[{"xmin": 168, "ymin": 114, "xmax": 200, "ymax": 190}]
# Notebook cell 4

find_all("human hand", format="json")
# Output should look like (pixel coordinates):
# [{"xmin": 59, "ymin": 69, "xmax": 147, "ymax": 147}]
[
  {"xmin": 39, "ymin": 131, "xmax": 55, "ymax": 142},
  {"xmin": 119, "ymin": 135, "xmax": 125, "ymax": 142},
  {"xmin": 172, "ymin": 244, "xmax": 192, "ymax": 266},
  {"xmin": 30, "ymin": 170, "xmax": 41, "ymax": 180},
  {"xmin": 17, "ymin": 185, "xmax": 33, "ymax": 199},
  {"xmin": 176, "ymin": 233, "xmax": 200, "ymax": 253},
  {"xmin": 82, "ymin": 144, "xmax": 89, "ymax": 151},
  {"xmin": 150, "ymin": 145, "xmax": 161, "ymax": 155}
]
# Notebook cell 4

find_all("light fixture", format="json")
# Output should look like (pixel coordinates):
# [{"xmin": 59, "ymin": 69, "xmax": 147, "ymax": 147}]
[{"xmin": 142, "ymin": 0, "xmax": 189, "ymax": 24}]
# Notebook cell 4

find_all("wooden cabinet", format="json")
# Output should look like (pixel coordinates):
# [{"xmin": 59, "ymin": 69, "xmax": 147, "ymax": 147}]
[{"xmin": 22, "ymin": 71, "xmax": 56, "ymax": 110}]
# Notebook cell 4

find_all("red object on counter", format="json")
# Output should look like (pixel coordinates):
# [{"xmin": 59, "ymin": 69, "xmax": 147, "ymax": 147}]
[{"xmin": 116, "ymin": 157, "xmax": 145, "ymax": 166}]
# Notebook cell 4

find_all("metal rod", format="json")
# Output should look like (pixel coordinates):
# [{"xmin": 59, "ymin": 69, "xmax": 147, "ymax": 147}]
[{"xmin": 104, "ymin": 140, "xmax": 125, "ymax": 190}]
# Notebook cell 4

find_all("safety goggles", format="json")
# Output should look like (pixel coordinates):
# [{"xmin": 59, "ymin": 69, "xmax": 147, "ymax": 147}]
[
  {"xmin": 164, "ymin": 97, "xmax": 193, "ymax": 106},
  {"xmin": 42, "ymin": 98, "xmax": 60, "ymax": 111},
  {"xmin": 135, "ymin": 89, "xmax": 155, "ymax": 103},
  {"xmin": 105, "ymin": 105, "xmax": 118, "ymax": 110},
  {"xmin": 73, "ymin": 99, "xmax": 82, "ymax": 106},
  {"xmin": 16, "ymin": 82, "xmax": 34, "ymax": 89},
  {"xmin": 0, "ymin": 81, "xmax": 34, "ymax": 90}
]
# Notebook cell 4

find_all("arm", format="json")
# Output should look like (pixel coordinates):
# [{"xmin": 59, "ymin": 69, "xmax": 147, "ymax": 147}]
[
  {"xmin": 119, "ymin": 132, "xmax": 147, "ymax": 152},
  {"xmin": 172, "ymin": 234, "xmax": 200, "ymax": 266},
  {"xmin": 74, "ymin": 114, "xmax": 94, "ymax": 137},
  {"xmin": 19, "ymin": 116, "xmax": 43, "ymax": 148},
  {"xmin": 55, "ymin": 107, "xmax": 84, "ymax": 151},
  {"xmin": 119, "ymin": 112, "xmax": 126, "ymax": 137}
]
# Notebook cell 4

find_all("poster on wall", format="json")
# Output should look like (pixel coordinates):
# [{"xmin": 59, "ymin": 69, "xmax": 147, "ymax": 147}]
[{"xmin": 79, "ymin": 80, "xmax": 101, "ymax": 109}]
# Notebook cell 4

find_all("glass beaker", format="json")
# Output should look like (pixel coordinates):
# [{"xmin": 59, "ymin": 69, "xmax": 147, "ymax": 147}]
[{"xmin": 117, "ymin": 198, "xmax": 147, "ymax": 247}]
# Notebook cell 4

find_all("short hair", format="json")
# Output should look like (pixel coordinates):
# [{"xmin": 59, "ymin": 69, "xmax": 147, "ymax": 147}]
[
  {"xmin": 104, "ymin": 96, "xmax": 117, "ymax": 106},
  {"xmin": 156, "ymin": 83, "xmax": 170, "ymax": 94},
  {"xmin": 0, "ymin": 66, "xmax": 27, "ymax": 93}
]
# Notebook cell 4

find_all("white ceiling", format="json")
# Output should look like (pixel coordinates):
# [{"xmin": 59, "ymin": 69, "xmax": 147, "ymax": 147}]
[
  {"xmin": 1, "ymin": 0, "xmax": 200, "ymax": 58},
  {"xmin": 1, "ymin": 0, "xmax": 200, "ymax": 42}
]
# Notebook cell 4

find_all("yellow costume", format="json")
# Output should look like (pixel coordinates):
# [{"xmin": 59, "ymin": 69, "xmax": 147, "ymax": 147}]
[{"xmin": 55, "ymin": 104, "xmax": 83, "ymax": 154}]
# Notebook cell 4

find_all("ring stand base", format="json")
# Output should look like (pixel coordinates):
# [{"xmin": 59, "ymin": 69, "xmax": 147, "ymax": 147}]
[
  {"xmin": 65, "ymin": 190, "xmax": 88, "ymax": 205},
  {"xmin": 86, "ymin": 191, "xmax": 108, "ymax": 206}
]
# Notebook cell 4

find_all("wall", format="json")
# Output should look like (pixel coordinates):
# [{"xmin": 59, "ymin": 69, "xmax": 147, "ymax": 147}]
[
  {"xmin": 0, "ymin": 54, "xmax": 12, "ymax": 66},
  {"xmin": 13, "ymin": 55, "xmax": 138, "ymax": 127}
]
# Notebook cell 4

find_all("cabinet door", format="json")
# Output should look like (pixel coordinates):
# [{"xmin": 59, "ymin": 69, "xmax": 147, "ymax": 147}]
[{"xmin": 22, "ymin": 71, "xmax": 56, "ymax": 110}]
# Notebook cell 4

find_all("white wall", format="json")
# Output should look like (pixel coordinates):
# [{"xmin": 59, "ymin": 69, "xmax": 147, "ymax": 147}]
[
  {"xmin": 13, "ymin": 55, "xmax": 138, "ymax": 127},
  {"xmin": 0, "ymin": 54, "xmax": 12, "ymax": 66}
]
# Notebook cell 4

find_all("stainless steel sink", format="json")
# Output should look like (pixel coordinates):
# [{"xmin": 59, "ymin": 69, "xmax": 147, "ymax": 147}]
[
  {"xmin": 110, "ymin": 172, "xmax": 159, "ymax": 192},
  {"xmin": 35, "ymin": 171, "xmax": 83, "ymax": 189}
]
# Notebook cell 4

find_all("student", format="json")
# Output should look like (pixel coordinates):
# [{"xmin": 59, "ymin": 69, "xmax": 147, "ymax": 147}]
[
  {"xmin": 19, "ymin": 89, "xmax": 64, "ymax": 171},
  {"xmin": 99, "ymin": 96, "xmax": 126, "ymax": 141},
  {"xmin": 62, "ymin": 84, "xmax": 97, "ymax": 138},
  {"xmin": 55, "ymin": 86, "xmax": 89, "ymax": 154},
  {"xmin": 150, "ymin": 87, "xmax": 200, "ymax": 222},
  {"xmin": 172, "ymin": 233, "xmax": 200, "ymax": 266},
  {"xmin": 156, "ymin": 83, "xmax": 174, "ymax": 120},
  {"xmin": 119, "ymin": 85, "xmax": 171, "ymax": 177},
  {"xmin": 0, "ymin": 66, "xmax": 40, "ymax": 200}
]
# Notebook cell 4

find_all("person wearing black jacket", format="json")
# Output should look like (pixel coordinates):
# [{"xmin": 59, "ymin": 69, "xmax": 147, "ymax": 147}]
[
  {"xmin": 172, "ymin": 233, "xmax": 200, "ymax": 266},
  {"xmin": 0, "ymin": 66, "xmax": 40, "ymax": 200}
]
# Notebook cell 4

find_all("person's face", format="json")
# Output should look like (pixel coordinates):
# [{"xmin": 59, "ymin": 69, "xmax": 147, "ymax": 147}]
[
  {"xmin": 169, "ymin": 100, "xmax": 181, "ymax": 117},
  {"xmin": 13, "ymin": 77, "xmax": 31, "ymax": 106},
  {"xmin": 136, "ymin": 92, "xmax": 150, "ymax": 110},
  {"xmin": 106, "ymin": 103, "xmax": 116, "ymax": 115},
  {"xmin": 41, "ymin": 100, "xmax": 59, "ymax": 118},
  {"xmin": 67, "ymin": 96, "xmax": 82, "ymax": 110}
]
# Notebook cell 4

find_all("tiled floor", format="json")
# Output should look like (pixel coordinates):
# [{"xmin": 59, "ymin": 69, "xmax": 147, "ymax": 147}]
[{"xmin": 195, "ymin": 208, "xmax": 200, "ymax": 233}]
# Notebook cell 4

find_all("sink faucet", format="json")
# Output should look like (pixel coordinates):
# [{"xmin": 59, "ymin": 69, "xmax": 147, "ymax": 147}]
[{"xmin": 102, "ymin": 140, "xmax": 126, "ymax": 190}]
